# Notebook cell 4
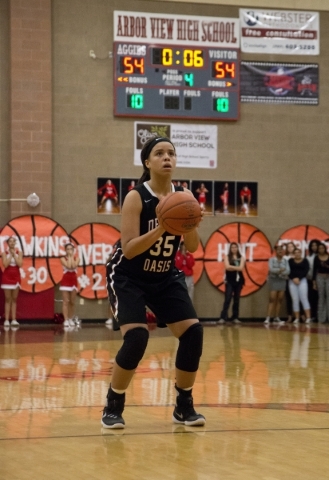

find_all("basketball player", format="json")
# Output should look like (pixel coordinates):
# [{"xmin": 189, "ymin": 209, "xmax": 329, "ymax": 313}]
[
  {"xmin": 98, "ymin": 179, "xmax": 118, "ymax": 207},
  {"xmin": 102, "ymin": 136, "xmax": 205, "ymax": 429},
  {"xmin": 240, "ymin": 185, "xmax": 251, "ymax": 214},
  {"xmin": 1, "ymin": 236, "xmax": 23, "ymax": 327},
  {"xmin": 220, "ymin": 182, "xmax": 229, "ymax": 213},
  {"xmin": 60, "ymin": 243, "xmax": 79, "ymax": 327},
  {"xmin": 195, "ymin": 182, "xmax": 209, "ymax": 210}
]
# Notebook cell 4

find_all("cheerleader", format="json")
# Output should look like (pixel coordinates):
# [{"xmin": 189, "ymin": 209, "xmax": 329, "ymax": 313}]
[
  {"xmin": 1, "ymin": 237, "xmax": 23, "ymax": 327},
  {"xmin": 60, "ymin": 243, "xmax": 79, "ymax": 327}
]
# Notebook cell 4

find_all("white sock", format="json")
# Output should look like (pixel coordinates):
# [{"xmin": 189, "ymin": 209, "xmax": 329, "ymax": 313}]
[{"xmin": 111, "ymin": 387, "xmax": 126, "ymax": 394}]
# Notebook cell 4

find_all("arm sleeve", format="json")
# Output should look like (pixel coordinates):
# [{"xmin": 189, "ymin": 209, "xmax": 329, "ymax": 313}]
[
  {"xmin": 282, "ymin": 259, "xmax": 290, "ymax": 276},
  {"xmin": 299, "ymin": 259, "xmax": 310, "ymax": 279},
  {"xmin": 268, "ymin": 257, "xmax": 280, "ymax": 275}
]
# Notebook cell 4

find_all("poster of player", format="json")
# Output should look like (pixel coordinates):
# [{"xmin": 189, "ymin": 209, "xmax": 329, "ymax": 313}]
[
  {"xmin": 214, "ymin": 181, "xmax": 236, "ymax": 215},
  {"xmin": 236, "ymin": 182, "xmax": 258, "ymax": 217},
  {"xmin": 97, "ymin": 178, "xmax": 121, "ymax": 214},
  {"xmin": 173, "ymin": 179, "xmax": 191, "ymax": 190},
  {"xmin": 121, "ymin": 178, "xmax": 139, "ymax": 206},
  {"xmin": 191, "ymin": 180, "xmax": 213, "ymax": 215}
]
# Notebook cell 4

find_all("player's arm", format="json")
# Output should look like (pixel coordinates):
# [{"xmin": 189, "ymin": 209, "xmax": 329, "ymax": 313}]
[{"xmin": 121, "ymin": 190, "xmax": 165, "ymax": 260}]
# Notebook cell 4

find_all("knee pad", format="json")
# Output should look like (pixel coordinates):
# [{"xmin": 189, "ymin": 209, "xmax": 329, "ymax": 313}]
[
  {"xmin": 175, "ymin": 323, "xmax": 203, "ymax": 372},
  {"xmin": 116, "ymin": 327, "xmax": 149, "ymax": 370}
]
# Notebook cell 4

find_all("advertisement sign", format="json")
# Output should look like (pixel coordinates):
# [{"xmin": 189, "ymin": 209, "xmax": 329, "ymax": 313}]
[
  {"xmin": 240, "ymin": 62, "xmax": 319, "ymax": 105},
  {"xmin": 204, "ymin": 222, "xmax": 272, "ymax": 296},
  {"xmin": 240, "ymin": 9, "xmax": 319, "ymax": 55},
  {"xmin": 134, "ymin": 122, "xmax": 217, "ymax": 168}
]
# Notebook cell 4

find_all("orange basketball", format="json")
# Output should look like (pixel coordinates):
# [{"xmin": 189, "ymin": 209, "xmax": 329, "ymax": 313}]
[
  {"xmin": 157, "ymin": 191, "xmax": 202, "ymax": 236},
  {"xmin": 0, "ymin": 215, "xmax": 69, "ymax": 293},
  {"xmin": 70, "ymin": 223, "xmax": 121, "ymax": 300},
  {"xmin": 204, "ymin": 222, "xmax": 272, "ymax": 297}
]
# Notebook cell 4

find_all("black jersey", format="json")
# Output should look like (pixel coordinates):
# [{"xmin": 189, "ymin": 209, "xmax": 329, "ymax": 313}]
[{"xmin": 110, "ymin": 182, "xmax": 183, "ymax": 282}]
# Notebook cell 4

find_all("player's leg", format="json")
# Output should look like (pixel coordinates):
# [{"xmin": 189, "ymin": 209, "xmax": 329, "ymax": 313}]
[
  {"xmin": 168, "ymin": 320, "xmax": 205, "ymax": 426},
  {"xmin": 153, "ymin": 274, "xmax": 205, "ymax": 426},
  {"xmin": 102, "ymin": 272, "xmax": 149, "ymax": 429}
]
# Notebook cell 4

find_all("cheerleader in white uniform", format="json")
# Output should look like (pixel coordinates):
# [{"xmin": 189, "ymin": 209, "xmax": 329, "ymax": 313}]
[
  {"xmin": 1, "ymin": 237, "xmax": 23, "ymax": 327},
  {"xmin": 60, "ymin": 243, "xmax": 79, "ymax": 327}
]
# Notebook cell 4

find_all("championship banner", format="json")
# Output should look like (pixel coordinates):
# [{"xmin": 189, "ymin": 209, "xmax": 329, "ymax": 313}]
[
  {"xmin": 240, "ymin": 9, "xmax": 319, "ymax": 55},
  {"xmin": 240, "ymin": 62, "xmax": 319, "ymax": 105},
  {"xmin": 114, "ymin": 11, "xmax": 239, "ymax": 47},
  {"xmin": 204, "ymin": 222, "xmax": 272, "ymax": 297},
  {"xmin": 277, "ymin": 225, "xmax": 329, "ymax": 256},
  {"xmin": 70, "ymin": 223, "xmax": 121, "ymax": 300},
  {"xmin": 0, "ymin": 216, "xmax": 70, "ymax": 293},
  {"xmin": 134, "ymin": 122, "xmax": 217, "ymax": 168}
]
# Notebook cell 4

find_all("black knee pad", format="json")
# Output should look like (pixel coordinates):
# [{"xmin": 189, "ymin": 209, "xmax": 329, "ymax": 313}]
[
  {"xmin": 115, "ymin": 327, "xmax": 149, "ymax": 370},
  {"xmin": 175, "ymin": 323, "xmax": 203, "ymax": 372}
]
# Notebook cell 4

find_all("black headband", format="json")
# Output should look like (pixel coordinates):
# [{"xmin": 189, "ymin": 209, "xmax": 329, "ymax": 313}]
[{"xmin": 141, "ymin": 137, "xmax": 175, "ymax": 162}]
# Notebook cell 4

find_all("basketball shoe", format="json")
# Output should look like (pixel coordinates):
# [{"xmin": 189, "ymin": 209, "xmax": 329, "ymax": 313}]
[
  {"xmin": 101, "ymin": 392, "xmax": 125, "ymax": 429},
  {"xmin": 173, "ymin": 386, "xmax": 205, "ymax": 426}
]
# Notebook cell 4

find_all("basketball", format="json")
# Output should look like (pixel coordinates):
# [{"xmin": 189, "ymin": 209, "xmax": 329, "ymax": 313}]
[
  {"xmin": 156, "ymin": 191, "xmax": 202, "ymax": 236},
  {"xmin": 0, "ymin": 215, "xmax": 69, "ymax": 293},
  {"xmin": 204, "ymin": 222, "xmax": 272, "ymax": 296}
]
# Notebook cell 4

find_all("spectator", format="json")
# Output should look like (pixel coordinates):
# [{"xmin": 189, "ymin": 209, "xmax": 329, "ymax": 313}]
[
  {"xmin": 175, "ymin": 241, "xmax": 195, "ymax": 302},
  {"xmin": 264, "ymin": 245, "xmax": 290, "ymax": 325}
]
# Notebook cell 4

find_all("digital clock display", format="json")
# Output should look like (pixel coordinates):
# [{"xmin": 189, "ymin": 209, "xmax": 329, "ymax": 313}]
[{"xmin": 114, "ymin": 42, "xmax": 239, "ymax": 120}]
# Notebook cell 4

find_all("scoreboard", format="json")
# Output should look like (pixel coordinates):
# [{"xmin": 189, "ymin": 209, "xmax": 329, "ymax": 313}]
[{"xmin": 114, "ymin": 42, "xmax": 240, "ymax": 121}]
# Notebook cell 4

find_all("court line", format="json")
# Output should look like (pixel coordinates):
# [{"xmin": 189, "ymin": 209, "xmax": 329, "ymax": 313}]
[{"xmin": 2, "ymin": 424, "xmax": 329, "ymax": 442}]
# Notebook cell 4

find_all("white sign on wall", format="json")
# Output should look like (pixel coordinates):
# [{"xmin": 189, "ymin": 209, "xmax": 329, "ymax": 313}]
[
  {"xmin": 114, "ymin": 10, "xmax": 239, "ymax": 47},
  {"xmin": 134, "ymin": 122, "xmax": 217, "ymax": 169},
  {"xmin": 240, "ymin": 9, "xmax": 319, "ymax": 55}
]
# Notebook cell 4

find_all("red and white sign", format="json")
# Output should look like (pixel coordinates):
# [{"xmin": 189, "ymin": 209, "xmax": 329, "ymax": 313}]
[
  {"xmin": 240, "ymin": 9, "xmax": 319, "ymax": 55},
  {"xmin": 114, "ymin": 10, "xmax": 239, "ymax": 47}
]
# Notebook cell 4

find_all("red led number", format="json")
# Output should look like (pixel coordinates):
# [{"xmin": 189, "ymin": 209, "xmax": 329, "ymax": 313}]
[
  {"xmin": 213, "ymin": 62, "xmax": 235, "ymax": 79},
  {"xmin": 123, "ymin": 57, "xmax": 144, "ymax": 75}
]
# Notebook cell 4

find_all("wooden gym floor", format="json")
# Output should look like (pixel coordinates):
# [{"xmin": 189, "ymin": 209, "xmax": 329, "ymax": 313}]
[{"xmin": 1, "ymin": 321, "xmax": 329, "ymax": 479}]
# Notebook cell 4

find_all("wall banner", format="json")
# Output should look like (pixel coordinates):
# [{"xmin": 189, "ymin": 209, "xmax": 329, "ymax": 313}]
[
  {"xmin": 240, "ymin": 9, "xmax": 319, "ymax": 55},
  {"xmin": 277, "ymin": 225, "xmax": 329, "ymax": 256},
  {"xmin": 134, "ymin": 122, "xmax": 217, "ymax": 168},
  {"xmin": 70, "ymin": 223, "xmax": 121, "ymax": 300},
  {"xmin": 0, "ymin": 216, "xmax": 70, "ymax": 293},
  {"xmin": 114, "ymin": 11, "xmax": 239, "ymax": 47},
  {"xmin": 240, "ymin": 62, "xmax": 319, "ymax": 105},
  {"xmin": 204, "ymin": 222, "xmax": 272, "ymax": 297}
]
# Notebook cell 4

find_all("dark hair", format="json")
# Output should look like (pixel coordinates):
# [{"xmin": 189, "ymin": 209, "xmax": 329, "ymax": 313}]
[
  {"xmin": 137, "ymin": 136, "xmax": 175, "ymax": 185},
  {"xmin": 308, "ymin": 238, "xmax": 320, "ymax": 254},
  {"xmin": 317, "ymin": 242, "xmax": 327, "ymax": 253},
  {"xmin": 228, "ymin": 242, "xmax": 241, "ymax": 262},
  {"xmin": 64, "ymin": 242, "xmax": 75, "ymax": 249}
]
